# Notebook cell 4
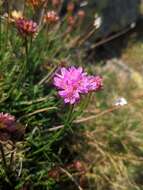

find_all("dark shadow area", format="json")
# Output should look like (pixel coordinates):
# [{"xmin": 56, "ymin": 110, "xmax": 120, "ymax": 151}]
[
  {"xmin": 87, "ymin": 17, "xmax": 143, "ymax": 63},
  {"xmin": 81, "ymin": 0, "xmax": 142, "ymax": 63}
]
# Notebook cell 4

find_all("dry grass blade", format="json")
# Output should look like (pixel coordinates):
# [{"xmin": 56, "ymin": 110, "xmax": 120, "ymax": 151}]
[{"xmin": 60, "ymin": 167, "xmax": 83, "ymax": 190}]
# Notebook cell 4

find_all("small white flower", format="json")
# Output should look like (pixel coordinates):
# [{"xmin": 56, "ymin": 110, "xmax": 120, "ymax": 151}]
[
  {"xmin": 93, "ymin": 14, "xmax": 102, "ymax": 29},
  {"xmin": 130, "ymin": 22, "xmax": 136, "ymax": 29},
  {"xmin": 114, "ymin": 97, "xmax": 128, "ymax": 106}
]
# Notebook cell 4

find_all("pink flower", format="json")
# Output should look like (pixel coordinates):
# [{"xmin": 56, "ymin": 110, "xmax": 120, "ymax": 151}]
[
  {"xmin": 54, "ymin": 67, "xmax": 103, "ymax": 104},
  {"xmin": 0, "ymin": 113, "xmax": 16, "ymax": 132},
  {"xmin": 16, "ymin": 18, "xmax": 37, "ymax": 37},
  {"xmin": 44, "ymin": 11, "xmax": 59, "ymax": 24},
  {"xmin": 87, "ymin": 76, "xmax": 103, "ymax": 91},
  {"xmin": 54, "ymin": 67, "xmax": 88, "ymax": 104}
]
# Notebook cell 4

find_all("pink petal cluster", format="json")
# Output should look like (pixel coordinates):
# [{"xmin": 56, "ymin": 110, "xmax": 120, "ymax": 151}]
[
  {"xmin": 44, "ymin": 11, "xmax": 59, "ymax": 24},
  {"xmin": 87, "ymin": 75, "xmax": 103, "ymax": 91},
  {"xmin": 0, "ymin": 112, "xmax": 16, "ymax": 132},
  {"xmin": 54, "ymin": 67, "xmax": 103, "ymax": 104},
  {"xmin": 16, "ymin": 18, "xmax": 37, "ymax": 37}
]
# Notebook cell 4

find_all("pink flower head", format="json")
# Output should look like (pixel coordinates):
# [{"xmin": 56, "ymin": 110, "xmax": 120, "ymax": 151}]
[
  {"xmin": 0, "ymin": 112, "xmax": 16, "ymax": 132},
  {"xmin": 54, "ymin": 67, "xmax": 89, "ymax": 104},
  {"xmin": 54, "ymin": 66, "xmax": 103, "ymax": 104},
  {"xmin": 87, "ymin": 76, "xmax": 103, "ymax": 91},
  {"xmin": 44, "ymin": 11, "xmax": 59, "ymax": 24},
  {"xmin": 16, "ymin": 18, "xmax": 37, "ymax": 37}
]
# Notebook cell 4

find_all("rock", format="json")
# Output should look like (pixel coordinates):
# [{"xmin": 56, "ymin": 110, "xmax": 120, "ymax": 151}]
[
  {"xmin": 106, "ymin": 58, "xmax": 143, "ymax": 89},
  {"xmin": 80, "ymin": 0, "xmax": 140, "ymax": 39}
]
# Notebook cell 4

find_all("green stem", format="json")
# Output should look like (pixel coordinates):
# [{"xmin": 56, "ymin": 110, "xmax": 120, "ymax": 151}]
[
  {"xmin": 48, "ymin": 105, "xmax": 74, "ymax": 145},
  {"xmin": 31, "ymin": 105, "xmax": 75, "ymax": 156},
  {"xmin": 17, "ymin": 37, "xmax": 29, "ymax": 85},
  {"xmin": 25, "ymin": 37, "xmax": 29, "ymax": 65},
  {"xmin": 69, "ymin": 93, "xmax": 92, "ymax": 123},
  {"xmin": 64, "ymin": 104, "xmax": 74, "ymax": 127},
  {"xmin": 5, "ymin": 37, "xmax": 30, "ymax": 98}
]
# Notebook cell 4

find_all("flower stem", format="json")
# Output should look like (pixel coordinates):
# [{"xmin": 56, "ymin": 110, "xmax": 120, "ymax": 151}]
[
  {"xmin": 64, "ymin": 104, "xmax": 74, "ymax": 128},
  {"xmin": 25, "ymin": 37, "xmax": 29, "ymax": 64},
  {"xmin": 31, "ymin": 105, "xmax": 75, "ymax": 156}
]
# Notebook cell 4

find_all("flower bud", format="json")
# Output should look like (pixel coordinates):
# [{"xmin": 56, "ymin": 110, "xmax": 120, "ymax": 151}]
[
  {"xmin": 67, "ymin": 2, "xmax": 75, "ymax": 13},
  {"xmin": 44, "ymin": 11, "xmax": 59, "ymax": 24}
]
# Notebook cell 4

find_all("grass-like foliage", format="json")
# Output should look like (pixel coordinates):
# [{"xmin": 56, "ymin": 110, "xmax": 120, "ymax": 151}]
[{"xmin": 0, "ymin": 1, "xmax": 102, "ymax": 189}]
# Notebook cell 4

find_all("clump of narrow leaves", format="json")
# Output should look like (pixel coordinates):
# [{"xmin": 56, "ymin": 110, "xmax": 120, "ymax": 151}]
[{"xmin": 0, "ymin": 1, "xmax": 102, "ymax": 189}]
